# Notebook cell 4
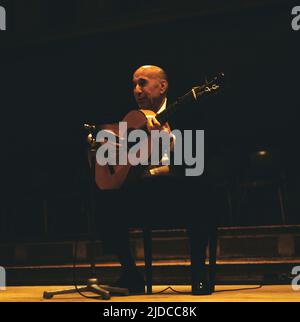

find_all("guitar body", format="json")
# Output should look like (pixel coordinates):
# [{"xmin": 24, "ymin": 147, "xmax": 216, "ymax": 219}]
[
  {"xmin": 95, "ymin": 109, "xmax": 156, "ymax": 190},
  {"xmin": 123, "ymin": 109, "xmax": 155, "ymax": 129}
]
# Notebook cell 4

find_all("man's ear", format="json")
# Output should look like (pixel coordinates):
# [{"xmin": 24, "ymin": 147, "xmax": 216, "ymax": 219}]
[{"xmin": 160, "ymin": 80, "xmax": 168, "ymax": 95}]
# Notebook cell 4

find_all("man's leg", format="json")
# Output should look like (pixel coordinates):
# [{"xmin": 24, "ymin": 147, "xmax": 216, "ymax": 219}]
[
  {"xmin": 110, "ymin": 227, "xmax": 138, "ymax": 274},
  {"xmin": 100, "ymin": 225, "xmax": 145, "ymax": 293},
  {"xmin": 187, "ymin": 225, "xmax": 212, "ymax": 295}
]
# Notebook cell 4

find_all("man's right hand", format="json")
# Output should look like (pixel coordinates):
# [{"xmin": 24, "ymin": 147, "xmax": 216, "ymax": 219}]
[{"xmin": 146, "ymin": 115, "xmax": 162, "ymax": 133}]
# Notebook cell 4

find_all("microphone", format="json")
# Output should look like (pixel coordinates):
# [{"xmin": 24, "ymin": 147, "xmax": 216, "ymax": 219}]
[
  {"xmin": 83, "ymin": 123, "xmax": 98, "ymax": 145},
  {"xmin": 83, "ymin": 123, "xmax": 96, "ymax": 131}
]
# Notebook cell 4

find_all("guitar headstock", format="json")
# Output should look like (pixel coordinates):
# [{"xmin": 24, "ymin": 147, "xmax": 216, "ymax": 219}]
[{"xmin": 191, "ymin": 72, "xmax": 225, "ymax": 100}]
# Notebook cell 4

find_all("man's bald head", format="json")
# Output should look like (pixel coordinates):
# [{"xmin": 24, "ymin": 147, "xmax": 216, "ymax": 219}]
[
  {"xmin": 133, "ymin": 65, "xmax": 168, "ymax": 82},
  {"xmin": 133, "ymin": 65, "xmax": 169, "ymax": 111}
]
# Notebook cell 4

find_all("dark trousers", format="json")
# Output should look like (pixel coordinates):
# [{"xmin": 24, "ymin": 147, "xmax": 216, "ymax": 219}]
[{"xmin": 96, "ymin": 176, "xmax": 216, "ymax": 274}]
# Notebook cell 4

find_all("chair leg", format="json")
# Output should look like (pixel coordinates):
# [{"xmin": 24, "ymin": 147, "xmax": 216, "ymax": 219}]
[
  {"xmin": 278, "ymin": 185, "xmax": 287, "ymax": 225},
  {"xmin": 143, "ymin": 228, "xmax": 152, "ymax": 294},
  {"xmin": 208, "ymin": 227, "xmax": 218, "ymax": 293}
]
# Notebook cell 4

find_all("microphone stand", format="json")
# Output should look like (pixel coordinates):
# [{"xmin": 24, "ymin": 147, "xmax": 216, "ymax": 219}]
[{"xmin": 43, "ymin": 126, "xmax": 129, "ymax": 300}]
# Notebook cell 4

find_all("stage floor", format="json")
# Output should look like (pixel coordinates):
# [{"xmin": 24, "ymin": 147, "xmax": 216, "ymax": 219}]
[{"xmin": 0, "ymin": 285, "xmax": 299, "ymax": 302}]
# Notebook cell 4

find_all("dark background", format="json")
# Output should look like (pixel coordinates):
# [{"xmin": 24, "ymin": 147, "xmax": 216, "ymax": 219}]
[{"xmin": 0, "ymin": 0, "xmax": 300, "ymax": 241}]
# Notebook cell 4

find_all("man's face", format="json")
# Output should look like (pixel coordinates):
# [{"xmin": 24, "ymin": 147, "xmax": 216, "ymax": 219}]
[{"xmin": 133, "ymin": 68, "xmax": 167, "ymax": 110}]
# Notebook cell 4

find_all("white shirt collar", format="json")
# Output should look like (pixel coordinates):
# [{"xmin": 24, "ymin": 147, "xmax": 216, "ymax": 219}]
[{"xmin": 157, "ymin": 97, "xmax": 167, "ymax": 114}]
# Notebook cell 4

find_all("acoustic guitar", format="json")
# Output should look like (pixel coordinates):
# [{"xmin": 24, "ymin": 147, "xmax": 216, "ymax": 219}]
[{"xmin": 86, "ymin": 72, "xmax": 225, "ymax": 190}]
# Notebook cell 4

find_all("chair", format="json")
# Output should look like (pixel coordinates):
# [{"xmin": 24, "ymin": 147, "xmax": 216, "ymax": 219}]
[
  {"xmin": 142, "ymin": 226, "xmax": 218, "ymax": 294},
  {"xmin": 236, "ymin": 148, "xmax": 288, "ymax": 225}
]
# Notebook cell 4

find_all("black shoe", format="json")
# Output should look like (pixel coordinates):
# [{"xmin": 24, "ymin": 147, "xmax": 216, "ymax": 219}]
[
  {"xmin": 112, "ymin": 272, "xmax": 145, "ymax": 295},
  {"xmin": 192, "ymin": 279, "xmax": 213, "ymax": 295}
]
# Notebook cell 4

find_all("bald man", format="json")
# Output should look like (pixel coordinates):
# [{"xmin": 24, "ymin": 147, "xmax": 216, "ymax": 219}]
[
  {"xmin": 133, "ymin": 65, "xmax": 168, "ymax": 110},
  {"xmin": 132, "ymin": 65, "xmax": 171, "ymax": 134},
  {"xmin": 99, "ymin": 66, "xmax": 173, "ymax": 294},
  {"xmin": 99, "ymin": 65, "xmax": 213, "ymax": 295}
]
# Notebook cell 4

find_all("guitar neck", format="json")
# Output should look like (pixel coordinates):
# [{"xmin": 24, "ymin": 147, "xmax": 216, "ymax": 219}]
[
  {"xmin": 156, "ymin": 88, "xmax": 198, "ymax": 125},
  {"xmin": 156, "ymin": 72, "xmax": 224, "ymax": 125}
]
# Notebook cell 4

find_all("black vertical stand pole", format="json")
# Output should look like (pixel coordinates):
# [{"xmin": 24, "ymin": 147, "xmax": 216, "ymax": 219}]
[
  {"xmin": 88, "ymin": 145, "xmax": 97, "ymax": 277},
  {"xmin": 43, "ymin": 128, "xmax": 129, "ymax": 300}
]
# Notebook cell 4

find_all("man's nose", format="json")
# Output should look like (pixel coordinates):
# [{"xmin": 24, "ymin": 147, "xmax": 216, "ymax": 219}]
[{"xmin": 134, "ymin": 84, "xmax": 142, "ymax": 94}]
